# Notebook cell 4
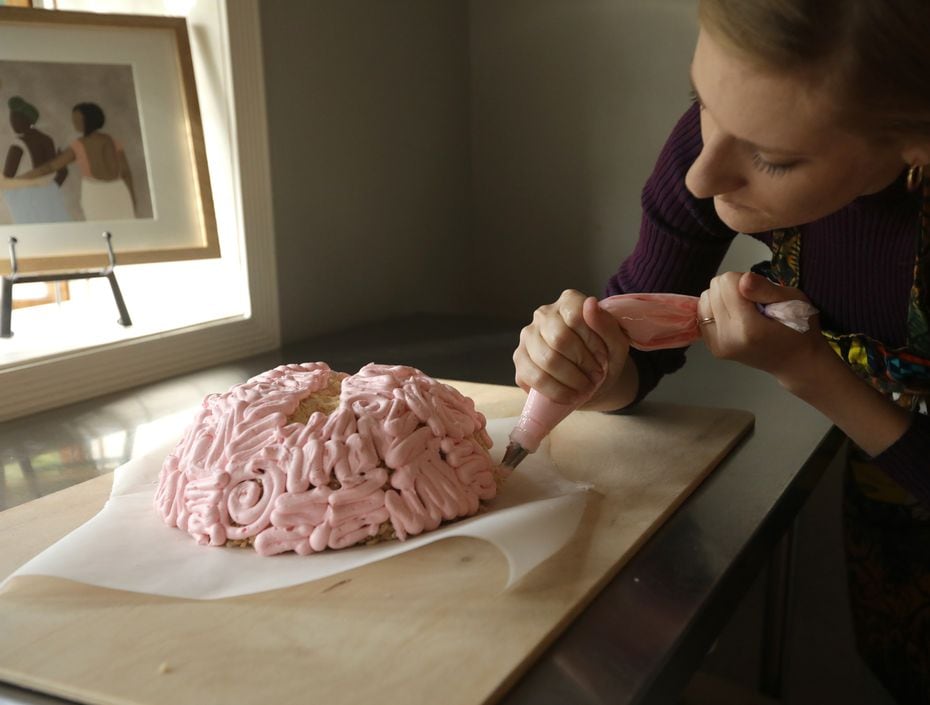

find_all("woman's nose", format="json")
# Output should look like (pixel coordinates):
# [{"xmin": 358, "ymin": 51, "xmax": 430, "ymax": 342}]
[{"xmin": 685, "ymin": 132, "xmax": 745, "ymax": 199}]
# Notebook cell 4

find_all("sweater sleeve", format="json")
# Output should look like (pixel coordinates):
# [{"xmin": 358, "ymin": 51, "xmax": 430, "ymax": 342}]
[
  {"xmin": 605, "ymin": 103, "xmax": 737, "ymax": 404},
  {"xmin": 871, "ymin": 413, "xmax": 930, "ymax": 505}
]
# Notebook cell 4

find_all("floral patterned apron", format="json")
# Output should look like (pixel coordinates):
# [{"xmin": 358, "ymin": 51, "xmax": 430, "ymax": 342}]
[{"xmin": 752, "ymin": 176, "xmax": 930, "ymax": 704}]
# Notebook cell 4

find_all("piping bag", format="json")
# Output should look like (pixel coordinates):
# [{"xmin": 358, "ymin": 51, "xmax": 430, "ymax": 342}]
[{"xmin": 500, "ymin": 293, "xmax": 818, "ymax": 469}]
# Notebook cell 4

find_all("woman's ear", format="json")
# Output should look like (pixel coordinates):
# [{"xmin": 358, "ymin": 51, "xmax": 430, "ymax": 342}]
[{"xmin": 901, "ymin": 143, "xmax": 930, "ymax": 168}]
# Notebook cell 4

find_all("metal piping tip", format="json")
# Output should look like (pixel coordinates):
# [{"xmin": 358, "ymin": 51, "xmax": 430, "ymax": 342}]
[{"xmin": 500, "ymin": 441, "xmax": 529, "ymax": 470}]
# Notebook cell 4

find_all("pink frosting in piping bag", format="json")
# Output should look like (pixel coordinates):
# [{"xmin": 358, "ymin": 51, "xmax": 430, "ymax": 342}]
[
  {"xmin": 509, "ymin": 292, "xmax": 817, "ymax": 453},
  {"xmin": 598, "ymin": 292, "xmax": 703, "ymax": 351}
]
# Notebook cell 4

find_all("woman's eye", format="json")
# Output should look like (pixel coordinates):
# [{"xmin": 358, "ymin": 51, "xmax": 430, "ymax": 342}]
[
  {"xmin": 751, "ymin": 152, "xmax": 796, "ymax": 176},
  {"xmin": 688, "ymin": 89, "xmax": 703, "ymax": 109}
]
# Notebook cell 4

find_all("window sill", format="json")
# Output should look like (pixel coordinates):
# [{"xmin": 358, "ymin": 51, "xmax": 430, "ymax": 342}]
[{"xmin": 1, "ymin": 262, "xmax": 246, "ymax": 368}]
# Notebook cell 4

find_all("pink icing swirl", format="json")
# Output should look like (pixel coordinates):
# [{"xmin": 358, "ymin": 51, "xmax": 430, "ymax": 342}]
[{"xmin": 154, "ymin": 362, "xmax": 504, "ymax": 555}]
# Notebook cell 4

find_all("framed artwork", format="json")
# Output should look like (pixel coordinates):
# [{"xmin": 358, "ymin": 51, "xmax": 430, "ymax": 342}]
[{"xmin": 0, "ymin": 6, "xmax": 218, "ymax": 274}]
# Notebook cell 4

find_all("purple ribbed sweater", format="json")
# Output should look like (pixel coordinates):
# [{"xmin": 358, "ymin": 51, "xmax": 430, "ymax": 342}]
[{"xmin": 606, "ymin": 103, "xmax": 930, "ymax": 502}]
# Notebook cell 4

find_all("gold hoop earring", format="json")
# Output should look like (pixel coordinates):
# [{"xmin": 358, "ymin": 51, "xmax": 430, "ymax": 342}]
[{"xmin": 907, "ymin": 164, "xmax": 924, "ymax": 192}]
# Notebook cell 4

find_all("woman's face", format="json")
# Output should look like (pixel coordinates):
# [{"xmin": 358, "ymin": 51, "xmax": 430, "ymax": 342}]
[
  {"xmin": 685, "ymin": 27, "xmax": 909, "ymax": 233},
  {"xmin": 71, "ymin": 109, "xmax": 84, "ymax": 133},
  {"xmin": 9, "ymin": 111, "xmax": 28, "ymax": 134}
]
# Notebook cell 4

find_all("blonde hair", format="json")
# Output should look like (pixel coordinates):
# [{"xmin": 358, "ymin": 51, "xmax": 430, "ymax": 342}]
[{"xmin": 698, "ymin": 0, "xmax": 930, "ymax": 141}]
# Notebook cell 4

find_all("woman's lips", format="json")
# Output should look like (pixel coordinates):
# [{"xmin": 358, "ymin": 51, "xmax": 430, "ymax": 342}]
[{"xmin": 716, "ymin": 197, "xmax": 757, "ymax": 212}]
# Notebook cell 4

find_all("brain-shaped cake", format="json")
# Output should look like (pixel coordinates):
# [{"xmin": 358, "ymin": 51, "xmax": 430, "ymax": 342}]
[{"xmin": 155, "ymin": 362, "xmax": 506, "ymax": 555}]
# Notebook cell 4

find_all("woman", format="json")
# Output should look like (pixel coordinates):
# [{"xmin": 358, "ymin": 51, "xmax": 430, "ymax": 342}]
[
  {"xmin": 513, "ymin": 1, "xmax": 930, "ymax": 702},
  {"xmin": 1, "ymin": 96, "xmax": 70, "ymax": 224},
  {"xmin": 21, "ymin": 101, "xmax": 136, "ymax": 221}
]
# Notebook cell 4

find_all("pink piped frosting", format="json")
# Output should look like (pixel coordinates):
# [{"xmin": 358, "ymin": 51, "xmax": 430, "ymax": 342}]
[{"xmin": 154, "ymin": 363, "xmax": 504, "ymax": 555}]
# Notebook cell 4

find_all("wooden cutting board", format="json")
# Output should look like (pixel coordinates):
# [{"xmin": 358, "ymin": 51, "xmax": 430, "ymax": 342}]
[{"xmin": 0, "ymin": 382, "xmax": 753, "ymax": 705}]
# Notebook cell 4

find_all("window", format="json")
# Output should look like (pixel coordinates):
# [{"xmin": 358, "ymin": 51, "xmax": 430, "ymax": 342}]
[{"xmin": 0, "ymin": 0, "xmax": 279, "ymax": 421}]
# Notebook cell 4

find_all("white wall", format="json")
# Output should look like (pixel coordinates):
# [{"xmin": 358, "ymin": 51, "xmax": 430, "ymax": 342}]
[
  {"xmin": 260, "ymin": 0, "xmax": 473, "ymax": 343},
  {"xmin": 261, "ymin": 0, "xmax": 768, "ymax": 339},
  {"xmin": 469, "ymin": 0, "xmax": 700, "ymax": 318}
]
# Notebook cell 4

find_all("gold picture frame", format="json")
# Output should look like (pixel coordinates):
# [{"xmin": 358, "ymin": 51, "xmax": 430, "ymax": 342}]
[{"xmin": 0, "ymin": 6, "xmax": 218, "ymax": 274}]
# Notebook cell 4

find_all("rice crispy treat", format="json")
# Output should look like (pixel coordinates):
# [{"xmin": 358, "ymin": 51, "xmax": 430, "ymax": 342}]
[{"xmin": 155, "ymin": 362, "xmax": 508, "ymax": 555}]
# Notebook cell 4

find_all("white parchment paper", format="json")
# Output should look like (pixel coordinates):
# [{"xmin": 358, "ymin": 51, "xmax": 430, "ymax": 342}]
[{"xmin": 3, "ymin": 418, "xmax": 592, "ymax": 599}]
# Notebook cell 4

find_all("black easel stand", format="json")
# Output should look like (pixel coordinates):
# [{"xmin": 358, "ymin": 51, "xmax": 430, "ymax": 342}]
[{"xmin": 1, "ymin": 232, "xmax": 132, "ymax": 338}]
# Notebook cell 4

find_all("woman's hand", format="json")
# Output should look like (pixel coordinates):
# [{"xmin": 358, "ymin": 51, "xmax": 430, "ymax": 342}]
[
  {"xmin": 699, "ymin": 271, "xmax": 912, "ymax": 457},
  {"xmin": 697, "ymin": 271, "xmax": 831, "ymax": 387},
  {"xmin": 513, "ymin": 289, "xmax": 632, "ymax": 408}
]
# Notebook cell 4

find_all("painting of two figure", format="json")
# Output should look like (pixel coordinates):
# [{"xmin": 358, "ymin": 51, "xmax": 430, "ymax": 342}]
[{"xmin": 0, "ymin": 59, "xmax": 153, "ymax": 226}]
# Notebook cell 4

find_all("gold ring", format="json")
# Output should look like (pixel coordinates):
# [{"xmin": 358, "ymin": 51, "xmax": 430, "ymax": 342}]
[{"xmin": 697, "ymin": 316, "xmax": 715, "ymax": 326}]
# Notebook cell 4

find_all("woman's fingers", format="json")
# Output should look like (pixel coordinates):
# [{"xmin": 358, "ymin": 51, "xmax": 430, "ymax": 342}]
[
  {"xmin": 513, "ymin": 338, "xmax": 585, "ymax": 403},
  {"xmin": 697, "ymin": 288, "xmax": 713, "ymax": 323},
  {"xmin": 536, "ymin": 298, "xmax": 605, "ymax": 383},
  {"xmin": 709, "ymin": 272, "xmax": 741, "ymax": 324},
  {"xmin": 699, "ymin": 272, "xmax": 745, "ymax": 342},
  {"xmin": 529, "ymin": 319, "xmax": 598, "ymax": 386},
  {"xmin": 582, "ymin": 296, "xmax": 628, "ymax": 365},
  {"xmin": 513, "ymin": 290, "xmax": 610, "ymax": 403},
  {"xmin": 699, "ymin": 272, "xmax": 823, "ymax": 379}
]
